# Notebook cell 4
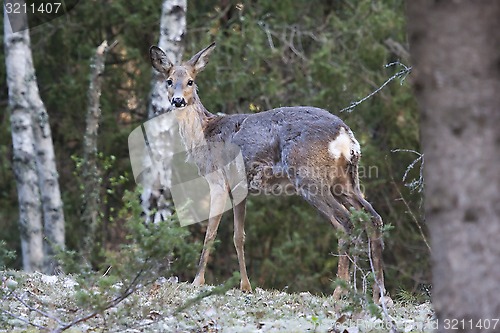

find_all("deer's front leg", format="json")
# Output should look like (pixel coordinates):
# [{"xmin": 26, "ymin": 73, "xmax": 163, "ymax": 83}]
[
  {"xmin": 233, "ymin": 198, "xmax": 252, "ymax": 292},
  {"xmin": 193, "ymin": 181, "xmax": 228, "ymax": 287}
]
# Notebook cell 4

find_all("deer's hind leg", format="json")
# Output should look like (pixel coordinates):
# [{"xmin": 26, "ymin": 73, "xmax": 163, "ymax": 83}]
[
  {"xmin": 333, "ymin": 237, "xmax": 351, "ymax": 299},
  {"xmin": 338, "ymin": 162, "xmax": 386, "ymax": 303},
  {"xmin": 356, "ymin": 195, "xmax": 386, "ymax": 303},
  {"xmin": 296, "ymin": 183, "xmax": 353, "ymax": 299}
]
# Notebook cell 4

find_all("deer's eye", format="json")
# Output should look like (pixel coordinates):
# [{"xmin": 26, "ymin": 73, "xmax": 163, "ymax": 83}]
[
  {"xmin": 187, "ymin": 79, "xmax": 194, "ymax": 86},
  {"xmin": 166, "ymin": 79, "xmax": 173, "ymax": 86}
]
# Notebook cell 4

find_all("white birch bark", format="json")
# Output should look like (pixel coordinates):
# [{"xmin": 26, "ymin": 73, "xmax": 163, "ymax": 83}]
[
  {"xmin": 4, "ymin": 7, "xmax": 65, "ymax": 273},
  {"xmin": 4, "ymin": 9, "xmax": 44, "ymax": 272},
  {"xmin": 141, "ymin": 0, "xmax": 187, "ymax": 222},
  {"xmin": 28, "ymin": 44, "xmax": 65, "ymax": 275}
]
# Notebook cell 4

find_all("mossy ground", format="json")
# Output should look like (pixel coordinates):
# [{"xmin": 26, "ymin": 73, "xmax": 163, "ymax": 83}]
[{"xmin": 1, "ymin": 271, "xmax": 434, "ymax": 332}]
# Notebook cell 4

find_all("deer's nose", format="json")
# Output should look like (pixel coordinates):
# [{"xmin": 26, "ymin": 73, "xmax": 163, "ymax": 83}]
[{"xmin": 171, "ymin": 97, "xmax": 186, "ymax": 108}]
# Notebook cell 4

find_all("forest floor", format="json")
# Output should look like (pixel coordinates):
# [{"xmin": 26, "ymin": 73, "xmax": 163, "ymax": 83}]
[{"xmin": 1, "ymin": 270, "xmax": 435, "ymax": 332}]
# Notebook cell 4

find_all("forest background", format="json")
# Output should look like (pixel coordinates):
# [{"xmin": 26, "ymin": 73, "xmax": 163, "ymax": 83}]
[{"xmin": 0, "ymin": 0, "xmax": 427, "ymax": 298}]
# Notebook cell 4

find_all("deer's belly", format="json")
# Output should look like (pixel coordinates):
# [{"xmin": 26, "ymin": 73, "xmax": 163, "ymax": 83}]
[{"xmin": 246, "ymin": 162, "xmax": 297, "ymax": 196}]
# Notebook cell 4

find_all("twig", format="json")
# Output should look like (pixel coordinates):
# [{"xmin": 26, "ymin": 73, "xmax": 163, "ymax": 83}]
[
  {"xmin": 1, "ymin": 267, "xmax": 149, "ymax": 333},
  {"xmin": 107, "ymin": 40, "xmax": 119, "ymax": 52},
  {"xmin": 388, "ymin": 150, "xmax": 430, "ymax": 252},
  {"xmin": 102, "ymin": 266, "xmax": 112, "ymax": 277},
  {"xmin": 340, "ymin": 62, "xmax": 412, "ymax": 113},
  {"xmin": 52, "ymin": 268, "xmax": 147, "ymax": 333},
  {"xmin": 349, "ymin": 253, "xmax": 371, "ymax": 295},
  {"xmin": 0, "ymin": 290, "xmax": 64, "ymax": 330},
  {"xmin": 368, "ymin": 239, "xmax": 400, "ymax": 333},
  {"xmin": 391, "ymin": 149, "xmax": 424, "ymax": 193},
  {"xmin": 13, "ymin": 292, "xmax": 65, "ymax": 325},
  {"xmin": 389, "ymin": 177, "xmax": 431, "ymax": 253},
  {"xmin": 0, "ymin": 307, "xmax": 46, "ymax": 330},
  {"xmin": 258, "ymin": 21, "xmax": 276, "ymax": 50},
  {"xmin": 257, "ymin": 21, "xmax": 309, "ymax": 62},
  {"xmin": 52, "ymin": 286, "xmax": 137, "ymax": 333}
]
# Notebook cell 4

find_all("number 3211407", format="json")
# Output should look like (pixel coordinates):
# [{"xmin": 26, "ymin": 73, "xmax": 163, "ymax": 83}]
[
  {"xmin": 5, "ymin": 2, "xmax": 62, "ymax": 14},
  {"xmin": 443, "ymin": 318, "xmax": 499, "ymax": 330}
]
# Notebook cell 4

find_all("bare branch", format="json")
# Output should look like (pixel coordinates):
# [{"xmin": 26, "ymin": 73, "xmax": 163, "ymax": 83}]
[
  {"xmin": 0, "ymin": 307, "xmax": 46, "ymax": 330},
  {"xmin": 52, "ymin": 268, "xmax": 147, "ymax": 333},
  {"xmin": 391, "ymin": 149, "xmax": 424, "ymax": 193},
  {"xmin": 384, "ymin": 154, "xmax": 430, "ymax": 253},
  {"xmin": 1, "ymin": 267, "xmax": 150, "ymax": 333},
  {"xmin": 13, "ymin": 292, "xmax": 65, "ymax": 325},
  {"xmin": 340, "ymin": 62, "xmax": 412, "ymax": 113},
  {"xmin": 258, "ymin": 21, "xmax": 276, "ymax": 50}
]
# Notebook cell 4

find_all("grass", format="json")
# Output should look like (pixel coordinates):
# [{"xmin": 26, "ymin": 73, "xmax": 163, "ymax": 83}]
[{"xmin": 1, "ymin": 270, "xmax": 435, "ymax": 332}]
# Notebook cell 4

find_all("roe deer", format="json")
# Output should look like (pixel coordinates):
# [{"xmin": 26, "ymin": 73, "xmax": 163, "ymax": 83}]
[{"xmin": 149, "ymin": 42, "xmax": 387, "ymax": 302}]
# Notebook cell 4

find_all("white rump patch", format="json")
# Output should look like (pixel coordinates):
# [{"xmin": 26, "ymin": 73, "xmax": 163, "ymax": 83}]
[{"xmin": 328, "ymin": 127, "xmax": 360, "ymax": 162}]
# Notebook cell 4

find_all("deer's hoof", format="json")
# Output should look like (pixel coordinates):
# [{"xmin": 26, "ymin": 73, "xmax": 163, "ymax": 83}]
[
  {"xmin": 240, "ymin": 280, "xmax": 252, "ymax": 293},
  {"xmin": 192, "ymin": 276, "xmax": 205, "ymax": 287},
  {"xmin": 332, "ymin": 286, "xmax": 347, "ymax": 300},
  {"xmin": 377, "ymin": 295, "xmax": 394, "ymax": 308}
]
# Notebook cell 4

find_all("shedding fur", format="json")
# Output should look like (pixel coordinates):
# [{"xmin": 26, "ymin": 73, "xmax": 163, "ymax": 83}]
[{"xmin": 328, "ymin": 127, "xmax": 360, "ymax": 162}]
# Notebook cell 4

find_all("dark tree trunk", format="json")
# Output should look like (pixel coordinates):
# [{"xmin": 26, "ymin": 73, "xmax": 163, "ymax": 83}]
[{"xmin": 407, "ymin": 2, "xmax": 500, "ymax": 332}]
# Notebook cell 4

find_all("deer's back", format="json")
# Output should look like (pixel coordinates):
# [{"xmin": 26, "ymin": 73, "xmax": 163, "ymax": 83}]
[{"xmin": 203, "ymin": 106, "xmax": 358, "ymax": 194}]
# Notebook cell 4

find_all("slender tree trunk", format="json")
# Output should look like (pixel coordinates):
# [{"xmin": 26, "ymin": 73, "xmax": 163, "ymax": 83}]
[
  {"xmin": 82, "ymin": 41, "xmax": 113, "ymax": 257},
  {"xmin": 28, "ymin": 47, "xmax": 65, "ymax": 275},
  {"xmin": 4, "ymin": 9, "xmax": 44, "ymax": 273},
  {"xmin": 407, "ymin": 2, "xmax": 500, "ymax": 332},
  {"xmin": 141, "ymin": 0, "xmax": 186, "ymax": 222}
]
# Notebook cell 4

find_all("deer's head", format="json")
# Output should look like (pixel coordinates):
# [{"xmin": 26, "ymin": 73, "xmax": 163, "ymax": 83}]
[{"xmin": 150, "ymin": 43, "xmax": 215, "ymax": 109}]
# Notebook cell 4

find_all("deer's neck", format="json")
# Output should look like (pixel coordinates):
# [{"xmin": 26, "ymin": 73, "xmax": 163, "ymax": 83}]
[{"xmin": 174, "ymin": 98, "xmax": 214, "ymax": 155}]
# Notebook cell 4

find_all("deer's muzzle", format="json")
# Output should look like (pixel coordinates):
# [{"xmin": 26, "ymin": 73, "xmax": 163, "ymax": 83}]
[{"xmin": 171, "ymin": 97, "xmax": 187, "ymax": 108}]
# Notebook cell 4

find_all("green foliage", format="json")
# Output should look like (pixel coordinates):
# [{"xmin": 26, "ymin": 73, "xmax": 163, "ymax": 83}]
[
  {"xmin": 243, "ymin": 196, "xmax": 338, "ymax": 293},
  {"xmin": 395, "ymin": 286, "xmax": 431, "ymax": 305},
  {"xmin": 0, "ymin": 241, "xmax": 16, "ymax": 270},
  {"xmin": 57, "ymin": 188, "xmax": 201, "ymax": 314},
  {"xmin": 309, "ymin": 314, "xmax": 321, "ymax": 332},
  {"xmin": 182, "ymin": 0, "xmax": 427, "ymax": 294},
  {"xmin": 0, "ymin": 189, "xmax": 202, "ymax": 331},
  {"xmin": 174, "ymin": 271, "xmax": 240, "ymax": 315},
  {"xmin": 69, "ymin": 152, "xmax": 129, "ymax": 260}
]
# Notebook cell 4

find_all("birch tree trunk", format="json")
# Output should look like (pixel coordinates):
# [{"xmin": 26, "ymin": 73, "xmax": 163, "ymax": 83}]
[
  {"xmin": 141, "ymin": 0, "xmax": 186, "ymax": 222},
  {"xmin": 4, "ymin": 9, "xmax": 44, "ymax": 273},
  {"xmin": 28, "ymin": 44, "xmax": 65, "ymax": 276},
  {"xmin": 4, "ymin": 7, "xmax": 65, "ymax": 274},
  {"xmin": 82, "ymin": 41, "xmax": 113, "ymax": 258},
  {"xmin": 407, "ymin": 2, "xmax": 500, "ymax": 331}
]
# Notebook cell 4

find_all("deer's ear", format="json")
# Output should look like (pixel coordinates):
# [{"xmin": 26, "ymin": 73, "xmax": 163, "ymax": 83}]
[
  {"xmin": 150, "ymin": 46, "xmax": 173, "ymax": 75},
  {"xmin": 186, "ymin": 42, "xmax": 216, "ymax": 74}
]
